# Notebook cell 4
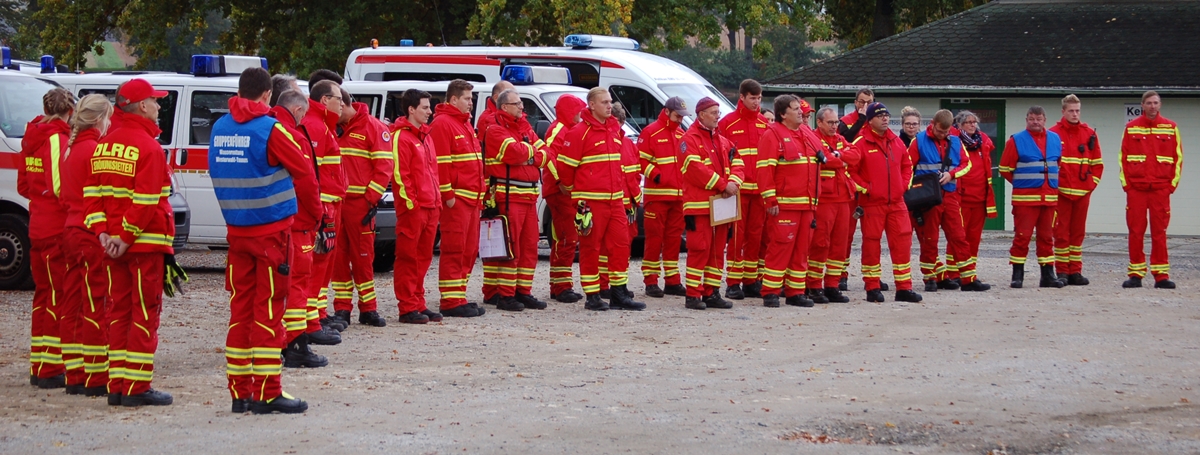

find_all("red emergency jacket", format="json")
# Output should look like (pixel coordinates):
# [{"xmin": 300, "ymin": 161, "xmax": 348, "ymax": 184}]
[
  {"xmin": 62, "ymin": 128, "xmax": 101, "ymax": 230},
  {"xmin": 1000, "ymin": 129, "xmax": 1059, "ymax": 206},
  {"xmin": 957, "ymin": 131, "xmax": 998, "ymax": 217},
  {"xmin": 849, "ymin": 126, "xmax": 913, "ymax": 209},
  {"xmin": 638, "ymin": 109, "xmax": 685, "ymax": 201},
  {"xmin": 484, "ymin": 110, "xmax": 549, "ymax": 204},
  {"xmin": 541, "ymin": 95, "xmax": 586, "ymax": 197},
  {"xmin": 301, "ymin": 99, "xmax": 346, "ymax": 208},
  {"xmin": 430, "ymin": 103, "xmax": 485, "ymax": 205},
  {"xmin": 839, "ymin": 110, "xmax": 867, "ymax": 141},
  {"xmin": 681, "ymin": 123, "xmax": 744, "ymax": 215},
  {"xmin": 337, "ymin": 102, "xmax": 393, "ymax": 205},
  {"xmin": 619, "ymin": 136, "xmax": 643, "ymax": 209},
  {"xmin": 817, "ymin": 130, "xmax": 859, "ymax": 203},
  {"xmin": 268, "ymin": 104, "xmax": 323, "ymax": 231},
  {"xmin": 83, "ymin": 113, "xmax": 174, "ymax": 253},
  {"xmin": 1120, "ymin": 113, "xmax": 1181, "ymax": 192},
  {"xmin": 758, "ymin": 122, "xmax": 820, "ymax": 211},
  {"xmin": 476, "ymin": 97, "xmax": 499, "ymax": 134},
  {"xmin": 558, "ymin": 109, "xmax": 625, "ymax": 202},
  {"xmin": 391, "ymin": 116, "xmax": 441, "ymax": 212},
  {"xmin": 19, "ymin": 117, "xmax": 70, "ymax": 239},
  {"xmin": 1050, "ymin": 118, "xmax": 1103, "ymax": 199},
  {"xmin": 718, "ymin": 101, "xmax": 769, "ymax": 194}
]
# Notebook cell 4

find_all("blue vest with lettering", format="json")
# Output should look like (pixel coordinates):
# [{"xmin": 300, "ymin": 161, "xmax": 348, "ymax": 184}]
[
  {"xmin": 1011, "ymin": 130, "xmax": 1061, "ymax": 190},
  {"xmin": 914, "ymin": 131, "xmax": 963, "ymax": 192},
  {"xmin": 208, "ymin": 114, "xmax": 297, "ymax": 227}
]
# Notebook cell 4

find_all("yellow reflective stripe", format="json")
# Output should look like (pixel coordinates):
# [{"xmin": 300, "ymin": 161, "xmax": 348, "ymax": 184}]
[
  {"xmin": 546, "ymin": 158, "xmax": 560, "ymax": 180},
  {"xmin": 1151, "ymin": 127, "xmax": 1175, "ymax": 135},
  {"xmin": 86, "ymin": 185, "xmax": 134, "ymax": 198},
  {"xmin": 340, "ymin": 147, "xmax": 370, "ymax": 159},
  {"xmin": 953, "ymin": 158, "xmax": 972, "ymax": 179},
  {"xmin": 581, "ymin": 153, "xmax": 622, "ymax": 164},
  {"xmin": 998, "ymin": 165, "xmax": 1015, "ymax": 172},
  {"xmin": 273, "ymin": 123, "xmax": 301, "ymax": 150},
  {"xmin": 49, "ymin": 134, "xmax": 62, "ymax": 197},
  {"xmin": 655, "ymin": 156, "xmax": 678, "ymax": 165},
  {"xmin": 571, "ymin": 191, "xmax": 624, "ymax": 200},
  {"xmin": 1155, "ymin": 155, "xmax": 1175, "ymax": 164},
  {"xmin": 761, "ymin": 189, "xmax": 777, "ymax": 198},
  {"xmin": 453, "ymin": 189, "xmax": 483, "ymax": 199},
  {"xmin": 1059, "ymin": 187, "xmax": 1089, "ymax": 196},
  {"xmin": 84, "ymin": 212, "xmax": 107, "ymax": 228},
  {"xmin": 346, "ymin": 185, "xmax": 368, "ymax": 194},
  {"xmin": 558, "ymin": 155, "xmax": 581, "ymax": 167},
  {"xmin": 122, "ymin": 219, "xmax": 143, "ymax": 236},
  {"xmin": 133, "ymin": 233, "xmax": 173, "ymax": 246},
  {"xmin": 318, "ymin": 155, "xmax": 342, "ymax": 165},
  {"xmin": 643, "ymin": 188, "xmax": 681, "ymax": 196},
  {"xmin": 777, "ymin": 196, "xmax": 813, "ymax": 204},
  {"xmin": 820, "ymin": 170, "xmax": 836, "ymax": 177},
  {"xmin": 131, "ymin": 192, "xmax": 161, "ymax": 205},
  {"xmin": 1060, "ymin": 157, "xmax": 1088, "ymax": 164},
  {"xmin": 1124, "ymin": 154, "xmax": 1147, "ymax": 162},
  {"xmin": 704, "ymin": 173, "xmax": 719, "ymax": 190},
  {"xmin": 682, "ymin": 201, "xmax": 709, "ymax": 210},
  {"xmin": 370, "ymin": 151, "xmax": 392, "ymax": 160},
  {"xmin": 737, "ymin": 147, "xmax": 757, "ymax": 156},
  {"xmin": 496, "ymin": 138, "xmax": 517, "ymax": 162},
  {"xmin": 1172, "ymin": 127, "xmax": 1183, "ymax": 188},
  {"xmin": 440, "ymin": 152, "xmax": 482, "ymax": 163},
  {"xmin": 1126, "ymin": 126, "xmax": 1152, "ymax": 134},
  {"xmin": 320, "ymin": 193, "xmax": 343, "ymax": 203}
]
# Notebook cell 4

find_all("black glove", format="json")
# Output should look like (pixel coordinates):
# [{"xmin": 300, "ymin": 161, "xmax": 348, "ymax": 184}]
[
  {"xmin": 481, "ymin": 196, "xmax": 500, "ymax": 219},
  {"xmin": 815, "ymin": 150, "xmax": 827, "ymax": 165},
  {"xmin": 361, "ymin": 206, "xmax": 377, "ymax": 226},
  {"xmin": 684, "ymin": 215, "xmax": 696, "ymax": 232},
  {"xmin": 315, "ymin": 215, "xmax": 336, "ymax": 255},
  {"xmin": 853, "ymin": 206, "xmax": 865, "ymax": 219},
  {"xmin": 653, "ymin": 173, "xmax": 661, "ymax": 184},
  {"xmin": 163, "ymin": 254, "xmax": 188, "ymax": 298}
]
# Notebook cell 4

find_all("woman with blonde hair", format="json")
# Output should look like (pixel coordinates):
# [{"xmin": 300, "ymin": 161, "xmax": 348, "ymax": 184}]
[
  {"xmin": 60, "ymin": 94, "xmax": 114, "ymax": 396},
  {"xmin": 19, "ymin": 87, "xmax": 75, "ymax": 389}
]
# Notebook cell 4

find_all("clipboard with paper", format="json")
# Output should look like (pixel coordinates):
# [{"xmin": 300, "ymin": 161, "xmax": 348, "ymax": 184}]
[
  {"xmin": 709, "ymin": 193, "xmax": 741, "ymax": 225},
  {"xmin": 479, "ymin": 216, "xmax": 514, "ymax": 261}
]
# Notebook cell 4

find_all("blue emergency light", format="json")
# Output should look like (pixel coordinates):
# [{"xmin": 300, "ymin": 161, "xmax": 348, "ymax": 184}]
[
  {"xmin": 191, "ymin": 54, "xmax": 269, "ymax": 77},
  {"xmin": 40, "ymin": 55, "xmax": 55, "ymax": 73},
  {"xmin": 501, "ymin": 65, "xmax": 572, "ymax": 85},
  {"xmin": 400, "ymin": 39, "xmax": 414, "ymax": 46},
  {"xmin": 564, "ymin": 34, "xmax": 640, "ymax": 51},
  {"xmin": 1, "ymin": 47, "xmax": 10, "ymax": 68}
]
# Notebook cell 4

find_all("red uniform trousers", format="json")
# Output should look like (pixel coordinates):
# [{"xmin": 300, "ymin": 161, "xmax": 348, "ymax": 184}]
[
  {"xmin": 29, "ymin": 238, "xmax": 66, "ymax": 380},
  {"xmin": 807, "ymin": 201, "xmax": 852, "ymax": 290},
  {"xmin": 106, "ymin": 252, "xmax": 163, "ymax": 396},
  {"xmin": 331, "ymin": 198, "xmax": 378, "ymax": 314},
  {"xmin": 1009, "ymin": 205, "xmax": 1056, "ymax": 266},
  {"xmin": 641, "ymin": 200, "xmax": 683, "ymax": 286},
  {"xmin": 482, "ymin": 200, "xmax": 538, "ymax": 299},
  {"xmin": 842, "ymin": 200, "xmax": 861, "ymax": 280},
  {"xmin": 860, "ymin": 205, "xmax": 914, "ymax": 291},
  {"xmin": 1126, "ymin": 188, "xmax": 1172, "ymax": 281},
  {"xmin": 682, "ymin": 216, "xmax": 728, "ymax": 298},
  {"xmin": 224, "ymin": 231, "xmax": 288, "ymax": 401},
  {"xmin": 958, "ymin": 202, "xmax": 988, "ymax": 284},
  {"xmin": 287, "ymin": 230, "xmax": 315, "ymax": 340},
  {"xmin": 579, "ymin": 200, "xmax": 630, "ymax": 295},
  {"xmin": 1054, "ymin": 193, "xmax": 1091, "ymax": 276},
  {"xmin": 599, "ymin": 215, "xmax": 638, "ymax": 290},
  {"xmin": 394, "ymin": 207, "xmax": 440, "ymax": 314},
  {"xmin": 727, "ymin": 193, "xmax": 767, "ymax": 286},
  {"xmin": 61, "ymin": 227, "xmax": 109, "ymax": 388},
  {"xmin": 438, "ymin": 200, "xmax": 480, "ymax": 310},
  {"xmin": 546, "ymin": 193, "xmax": 578, "ymax": 295},
  {"xmin": 913, "ymin": 191, "xmax": 969, "ymax": 282},
  {"xmin": 308, "ymin": 201, "xmax": 342, "ymax": 322},
  {"xmin": 762, "ymin": 210, "xmax": 815, "ymax": 297}
]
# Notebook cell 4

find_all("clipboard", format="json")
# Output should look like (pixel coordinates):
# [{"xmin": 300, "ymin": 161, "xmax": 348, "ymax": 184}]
[
  {"xmin": 709, "ymin": 193, "xmax": 741, "ymax": 225},
  {"xmin": 479, "ymin": 216, "xmax": 514, "ymax": 261}
]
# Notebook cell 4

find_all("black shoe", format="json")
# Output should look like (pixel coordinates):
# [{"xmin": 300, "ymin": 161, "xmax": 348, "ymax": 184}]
[
  {"xmin": 785, "ymin": 294, "xmax": 814, "ymax": 307},
  {"xmin": 37, "ymin": 374, "xmax": 65, "ymax": 389},
  {"xmin": 762, "ymin": 294, "xmax": 780, "ymax": 308},
  {"xmin": 610, "ymin": 285, "xmax": 646, "ymax": 310},
  {"xmin": 824, "ymin": 287, "xmax": 850, "ymax": 303},
  {"xmin": 1155, "ymin": 279, "xmax": 1177, "ymax": 289},
  {"xmin": 838, "ymin": 276, "xmax": 849, "ymax": 291},
  {"xmin": 516, "ymin": 293, "xmax": 547, "ymax": 310},
  {"xmin": 644, "ymin": 284, "xmax": 665, "ymax": 298},
  {"xmin": 960, "ymin": 280, "xmax": 991, "ymax": 292},
  {"xmin": 320, "ymin": 317, "xmax": 346, "ymax": 333},
  {"xmin": 30, "ymin": 374, "xmax": 37, "ymax": 386},
  {"xmin": 483, "ymin": 294, "xmax": 501, "ymax": 306},
  {"xmin": 702, "ymin": 292, "xmax": 732, "ymax": 309},
  {"xmin": 399, "ymin": 310, "xmax": 432, "ymax": 323},
  {"xmin": 663, "ymin": 284, "xmax": 687, "ymax": 296},
  {"xmin": 467, "ymin": 302, "xmax": 486, "ymax": 317},
  {"xmin": 442, "ymin": 304, "xmax": 482, "ymax": 317},
  {"xmin": 251, "ymin": 393, "xmax": 308, "ymax": 414},
  {"xmin": 358, "ymin": 311, "xmax": 387, "ymax": 327},
  {"xmin": 924, "ymin": 280, "xmax": 938, "ymax": 292},
  {"xmin": 866, "ymin": 289, "xmax": 886, "ymax": 302},
  {"xmin": 598, "ymin": 289, "xmax": 612, "ymax": 300},
  {"xmin": 584, "ymin": 293, "xmax": 609, "ymax": 311},
  {"xmin": 724, "ymin": 284, "xmax": 745, "ymax": 300},
  {"xmin": 122, "ymin": 388, "xmax": 173, "ymax": 406},
  {"xmin": 895, "ymin": 289, "xmax": 923, "ymax": 302},
  {"xmin": 1011, "ymin": 265, "xmax": 1025, "ymax": 289},
  {"xmin": 83, "ymin": 385, "xmax": 107, "ymax": 397},
  {"xmin": 308, "ymin": 326, "xmax": 343, "ymax": 345},
  {"xmin": 231, "ymin": 398, "xmax": 251, "ymax": 413},
  {"xmin": 496, "ymin": 296, "xmax": 525, "ymax": 312},
  {"xmin": 1122, "ymin": 276, "xmax": 1143, "ymax": 288},
  {"xmin": 744, "ymin": 281, "xmax": 763, "ymax": 298},
  {"xmin": 551, "ymin": 289, "xmax": 584, "ymax": 303},
  {"xmin": 1039, "ymin": 264, "xmax": 1064, "ymax": 288},
  {"xmin": 937, "ymin": 279, "xmax": 960, "ymax": 290},
  {"xmin": 685, "ymin": 296, "xmax": 706, "ymax": 310},
  {"xmin": 107, "ymin": 393, "xmax": 122, "ymax": 406},
  {"xmin": 807, "ymin": 288, "xmax": 829, "ymax": 304},
  {"xmin": 1066, "ymin": 273, "xmax": 1090, "ymax": 286},
  {"xmin": 880, "ymin": 282, "xmax": 890, "ymax": 291},
  {"xmin": 65, "ymin": 383, "xmax": 85, "ymax": 395},
  {"xmin": 334, "ymin": 310, "xmax": 352, "ymax": 327},
  {"xmin": 283, "ymin": 334, "xmax": 329, "ymax": 368},
  {"xmin": 421, "ymin": 309, "xmax": 444, "ymax": 322}
]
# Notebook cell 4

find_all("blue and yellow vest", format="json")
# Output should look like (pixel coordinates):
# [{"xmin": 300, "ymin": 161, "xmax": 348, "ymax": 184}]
[
  {"xmin": 209, "ymin": 114, "xmax": 297, "ymax": 226},
  {"xmin": 914, "ymin": 131, "xmax": 963, "ymax": 192},
  {"xmin": 1011, "ymin": 130, "xmax": 1061, "ymax": 190}
]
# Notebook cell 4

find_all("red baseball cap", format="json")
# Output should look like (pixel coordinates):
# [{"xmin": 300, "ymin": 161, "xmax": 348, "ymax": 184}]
[
  {"xmin": 117, "ymin": 78, "xmax": 168, "ymax": 107},
  {"xmin": 799, "ymin": 99, "xmax": 814, "ymax": 115}
]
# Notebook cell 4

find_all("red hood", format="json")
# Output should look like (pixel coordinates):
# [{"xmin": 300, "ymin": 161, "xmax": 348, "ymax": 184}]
[
  {"xmin": 554, "ymin": 95, "xmax": 587, "ymax": 127},
  {"xmin": 1054, "ymin": 117, "xmax": 1089, "ymax": 132},
  {"xmin": 735, "ymin": 100, "xmax": 760, "ymax": 119},
  {"xmin": 483, "ymin": 97, "xmax": 498, "ymax": 115},
  {"xmin": 268, "ymin": 105, "xmax": 299, "ymax": 126},
  {"xmin": 655, "ymin": 109, "xmax": 681, "ymax": 130},
  {"xmin": 345, "ymin": 101, "xmax": 376, "ymax": 132},
  {"xmin": 864, "ymin": 125, "xmax": 898, "ymax": 146},
  {"xmin": 229, "ymin": 96, "xmax": 270, "ymax": 123},
  {"xmin": 393, "ymin": 116, "xmax": 429, "ymax": 136},
  {"xmin": 307, "ymin": 98, "xmax": 339, "ymax": 129},
  {"xmin": 495, "ymin": 107, "xmax": 530, "ymax": 130},
  {"xmin": 435, "ymin": 103, "xmax": 471, "ymax": 123},
  {"xmin": 24, "ymin": 116, "xmax": 69, "ymax": 147},
  {"xmin": 580, "ymin": 108, "xmax": 619, "ymax": 131}
]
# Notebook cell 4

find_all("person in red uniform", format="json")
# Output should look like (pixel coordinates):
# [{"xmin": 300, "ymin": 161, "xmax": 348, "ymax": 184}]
[
  {"xmin": 1051, "ymin": 94, "xmax": 1103, "ymax": 286},
  {"xmin": 210, "ymin": 68, "xmax": 315, "ymax": 414},
  {"xmin": 331, "ymin": 91, "xmax": 392, "ymax": 327},
  {"xmin": 300, "ymin": 80, "xmax": 347, "ymax": 342},
  {"xmin": 596, "ymin": 102, "xmax": 644, "ymax": 300},
  {"xmin": 999, "ymin": 106, "xmax": 1065, "ymax": 289},
  {"xmin": 392, "ymin": 89, "xmax": 453, "ymax": 322},
  {"xmin": 267, "ymin": 89, "xmax": 329, "ymax": 368},
  {"xmin": 848, "ymin": 102, "xmax": 921, "ymax": 303},
  {"xmin": 838, "ymin": 88, "xmax": 885, "ymax": 292},
  {"xmin": 757, "ymin": 95, "xmax": 823, "ymax": 308},
  {"xmin": 638, "ymin": 96, "xmax": 689, "ymax": 298},
  {"xmin": 718, "ymin": 79, "xmax": 769, "ymax": 300},
  {"xmin": 558, "ymin": 87, "xmax": 645, "ymax": 311},
  {"xmin": 953, "ymin": 110, "xmax": 996, "ymax": 291},
  {"xmin": 21, "ymin": 88, "xmax": 74, "ymax": 389},
  {"xmin": 431, "ymin": 79, "xmax": 486, "ymax": 319},
  {"xmin": 83, "ymin": 78, "xmax": 175, "ymax": 406},
  {"xmin": 807, "ymin": 106, "xmax": 857, "ymax": 304},
  {"xmin": 543, "ymin": 95, "xmax": 588, "ymax": 303},
  {"xmin": 475, "ymin": 80, "xmax": 516, "ymax": 134},
  {"xmin": 481, "ymin": 89, "xmax": 550, "ymax": 311},
  {"xmin": 1120, "ymin": 90, "xmax": 1182, "ymax": 289},
  {"xmin": 907, "ymin": 110, "xmax": 972, "ymax": 292}
]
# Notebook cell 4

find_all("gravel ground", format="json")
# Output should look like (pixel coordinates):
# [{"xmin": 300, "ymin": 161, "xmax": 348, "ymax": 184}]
[{"xmin": 0, "ymin": 233, "xmax": 1198, "ymax": 454}]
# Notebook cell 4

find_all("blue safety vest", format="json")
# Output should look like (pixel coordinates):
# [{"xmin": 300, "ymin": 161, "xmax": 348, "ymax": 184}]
[
  {"xmin": 1011, "ymin": 130, "xmax": 1061, "ymax": 190},
  {"xmin": 914, "ymin": 131, "xmax": 963, "ymax": 192},
  {"xmin": 209, "ymin": 114, "xmax": 297, "ymax": 227}
]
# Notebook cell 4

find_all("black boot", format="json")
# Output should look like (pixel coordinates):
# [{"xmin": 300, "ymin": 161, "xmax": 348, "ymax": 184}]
[
  {"xmin": 584, "ymin": 293, "xmax": 609, "ymax": 311},
  {"xmin": 880, "ymin": 282, "xmax": 890, "ymax": 291},
  {"xmin": 82, "ymin": 385, "xmax": 107, "ymax": 397},
  {"xmin": 724, "ymin": 284, "xmax": 745, "ymax": 300},
  {"xmin": 37, "ymin": 374, "xmax": 65, "ymax": 389},
  {"xmin": 924, "ymin": 279, "xmax": 938, "ymax": 292},
  {"xmin": 496, "ymin": 296, "xmax": 525, "ymax": 312},
  {"xmin": 838, "ymin": 275, "xmax": 849, "ymax": 291},
  {"xmin": 663, "ymin": 284, "xmax": 687, "ymax": 296},
  {"xmin": 895, "ymin": 289, "xmax": 923, "ymax": 302},
  {"xmin": 937, "ymin": 279, "xmax": 960, "ymax": 290},
  {"xmin": 866, "ymin": 289, "xmax": 886, "ymax": 302},
  {"xmin": 744, "ymin": 281, "xmax": 763, "ymax": 298},
  {"xmin": 785, "ymin": 294, "xmax": 815, "ymax": 308},
  {"xmin": 483, "ymin": 294, "xmax": 501, "ymax": 306},
  {"xmin": 1122, "ymin": 276, "xmax": 1143, "ymax": 288},
  {"xmin": 251, "ymin": 392, "xmax": 308, "ymax": 414},
  {"xmin": 308, "ymin": 326, "xmax": 342, "ymax": 345},
  {"xmin": 685, "ymin": 296, "xmax": 706, "ymax": 310},
  {"xmin": 107, "ymin": 393, "xmax": 122, "ymax": 406},
  {"xmin": 807, "ymin": 288, "xmax": 829, "ymax": 304},
  {"xmin": 283, "ymin": 334, "xmax": 328, "ymax": 368},
  {"xmin": 321, "ymin": 316, "xmax": 346, "ymax": 333},
  {"xmin": 516, "ymin": 293, "xmax": 547, "ymax": 310},
  {"xmin": 960, "ymin": 280, "xmax": 991, "ymax": 292},
  {"xmin": 702, "ymin": 292, "xmax": 732, "ymax": 309},
  {"xmin": 358, "ymin": 311, "xmax": 387, "ymax": 327},
  {"xmin": 610, "ymin": 285, "xmax": 646, "ymax": 310},
  {"xmin": 334, "ymin": 310, "xmax": 352, "ymax": 328},
  {"xmin": 644, "ymin": 284, "xmax": 665, "ymax": 298},
  {"xmin": 122, "ymin": 388, "xmax": 173, "ymax": 406},
  {"xmin": 1155, "ymin": 279, "xmax": 1177, "ymax": 289},
  {"xmin": 421, "ymin": 309, "xmax": 444, "ymax": 322},
  {"xmin": 1066, "ymin": 273, "xmax": 1090, "ymax": 286},
  {"xmin": 551, "ymin": 289, "xmax": 584, "ymax": 303},
  {"xmin": 823, "ymin": 287, "xmax": 850, "ymax": 303},
  {"xmin": 65, "ymin": 384, "xmax": 85, "ymax": 395},
  {"xmin": 1039, "ymin": 264, "xmax": 1065, "ymax": 288},
  {"xmin": 762, "ymin": 294, "xmax": 780, "ymax": 308},
  {"xmin": 231, "ymin": 399, "xmax": 251, "ymax": 413},
  {"xmin": 598, "ymin": 289, "xmax": 613, "ymax": 300},
  {"xmin": 1011, "ymin": 264, "xmax": 1025, "ymax": 288}
]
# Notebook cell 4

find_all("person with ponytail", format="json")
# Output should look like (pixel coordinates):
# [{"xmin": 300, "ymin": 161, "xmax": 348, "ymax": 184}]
[
  {"xmin": 59, "ymin": 94, "xmax": 113, "ymax": 396},
  {"xmin": 19, "ymin": 87, "xmax": 75, "ymax": 389}
]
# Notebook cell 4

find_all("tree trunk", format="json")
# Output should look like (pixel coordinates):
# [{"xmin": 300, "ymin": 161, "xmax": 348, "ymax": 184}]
[
  {"xmin": 871, "ymin": 0, "xmax": 896, "ymax": 43},
  {"xmin": 728, "ymin": 29, "xmax": 739, "ymax": 51},
  {"xmin": 743, "ymin": 31, "xmax": 752, "ymax": 58}
]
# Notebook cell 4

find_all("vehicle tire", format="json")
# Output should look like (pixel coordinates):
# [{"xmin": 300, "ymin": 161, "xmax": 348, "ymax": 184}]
[
  {"xmin": 0, "ymin": 213, "xmax": 34, "ymax": 290},
  {"xmin": 374, "ymin": 241, "xmax": 395, "ymax": 273}
]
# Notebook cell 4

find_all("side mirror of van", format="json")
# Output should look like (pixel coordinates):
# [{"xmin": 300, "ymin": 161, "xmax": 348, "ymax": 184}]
[{"xmin": 535, "ymin": 120, "xmax": 550, "ymax": 140}]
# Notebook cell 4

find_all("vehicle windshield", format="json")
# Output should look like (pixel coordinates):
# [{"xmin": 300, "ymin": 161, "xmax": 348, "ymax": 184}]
[
  {"xmin": 658, "ymin": 83, "xmax": 734, "ymax": 119},
  {"xmin": 0, "ymin": 74, "xmax": 59, "ymax": 138},
  {"xmin": 541, "ymin": 90, "xmax": 637, "ymax": 137}
]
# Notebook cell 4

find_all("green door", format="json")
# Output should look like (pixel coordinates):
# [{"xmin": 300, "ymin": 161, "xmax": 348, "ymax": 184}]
[{"xmin": 942, "ymin": 99, "xmax": 1006, "ymax": 230}]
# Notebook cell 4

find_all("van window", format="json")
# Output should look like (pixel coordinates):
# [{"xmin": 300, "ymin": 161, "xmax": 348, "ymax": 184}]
[
  {"xmin": 387, "ymin": 91, "xmax": 450, "ymax": 125},
  {"xmin": 78, "ymin": 88, "xmax": 179, "ymax": 145},
  {"xmin": 352, "ymin": 94, "xmax": 383, "ymax": 120},
  {"xmin": 377, "ymin": 72, "xmax": 487, "ymax": 83},
  {"xmin": 0, "ymin": 74, "xmax": 59, "ymax": 138},
  {"xmin": 190, "ymin": 91, "xmax": 235, "ymax": 145},
  {"xmin": 520, "ymin": 97, "xmax": 550, "ymax": 127},
  {"xmin": 609, "ymin": 85, "xmax": 661, "ymax": 132}
]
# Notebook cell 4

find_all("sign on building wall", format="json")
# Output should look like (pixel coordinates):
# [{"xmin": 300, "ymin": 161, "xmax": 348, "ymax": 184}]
[{"xmin": 1126, "ymin": 103, "xmax": 1142, "ymax": 123}]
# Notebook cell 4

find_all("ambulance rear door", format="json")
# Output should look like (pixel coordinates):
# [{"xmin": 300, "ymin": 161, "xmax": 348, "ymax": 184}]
[{"xmin": 176, "ymin": 84, "xmax": 236, "ymax": 245}]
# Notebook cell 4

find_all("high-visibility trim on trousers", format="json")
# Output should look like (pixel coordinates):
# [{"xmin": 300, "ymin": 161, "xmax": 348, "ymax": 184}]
[
  {"xmin": 860, "ymin": 205, "xmax": 914, "ymax": 291},
  {"xmin": 106, "ymin": 252, "xmax": 164, "ymax": 396},
  {"xmin": 763, "ymin": 209, "xmax": 815, "ymax": 297},
  {"xmin": 62, "ymin": 227, "xmax": 110, "ymax": 388},
  {"xmin": 225, "ymin": 230, "xmax": 288, "ymax": 401},
  {"xmin": 394, "ymin": 207, "xmax": 439, "ymax": 314},
  {"xmin": 642, "ymin": 200, "xmax": 683, "ymax": 286},
  {"xmin": 332, "ymin": 197, "xmax": 379, "ymax": 313},
  {"xmin": 438, "ymin": 199, "xmax": 480, "ymax": 310},
  {"xmin": 30, "ymin": 238, "xmax": 66, "ymax": 380},
  {"xmin": 1126, "ymin": 187, "xmax": 1171, "ymax": 281}
]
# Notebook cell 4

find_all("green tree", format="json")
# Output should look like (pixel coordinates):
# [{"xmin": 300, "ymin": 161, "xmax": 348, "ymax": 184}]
[
  {"xmin": 469, "ymin": 0, "xmax": 632, "ymax": 46},
  {"xmin": 823, "ymin": 0, "xmax": 987, "ymax": 49}
]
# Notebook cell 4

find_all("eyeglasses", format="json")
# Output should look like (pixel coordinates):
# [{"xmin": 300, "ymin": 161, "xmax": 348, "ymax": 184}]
[
  {"xmin": 502, "ymin": 101, "xmax": 523, "ymax": 107},
  {"xmin": 962, "ymin": 120, "xmax": 979, "ymax": 125},
  {"xmin": 902, "ymin": 122, "xmax": 920, "ymax": 127},
  {"xmin": 324, "ymin": 95, "xmax": 342, "ymax": 101}
]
